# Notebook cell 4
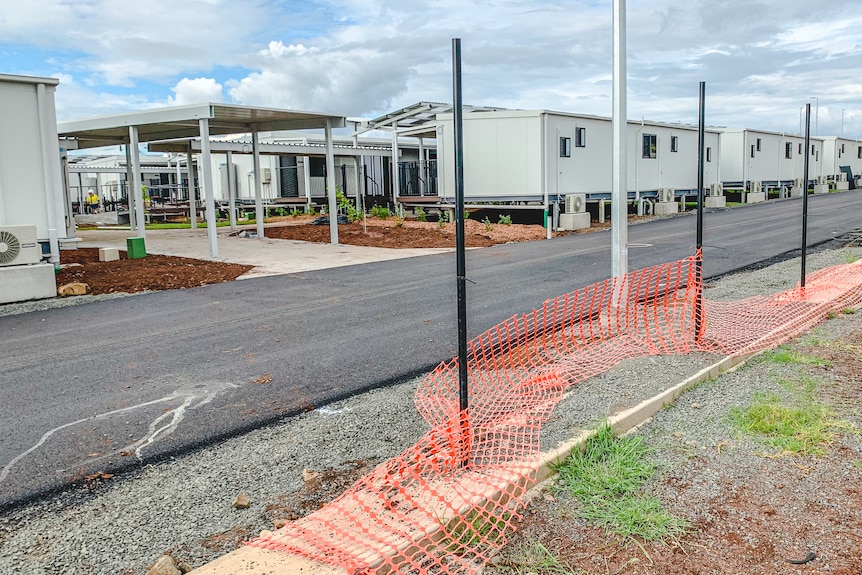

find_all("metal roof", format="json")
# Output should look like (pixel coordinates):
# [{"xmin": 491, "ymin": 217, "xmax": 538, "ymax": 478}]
[
  {"xmin": 0, "ymin": 73, "xmax": 60, "ymax": 86},
  {"xmin": 148, "ymin": 138, "xmax": 393, "ymax": 157},
  {"xmin": 359, "ymin": 101, "xmax": 506, "ymax": 138},
  {"xmin": 58, "ymin": 103, "xmax": 347, "ymax": 149}
]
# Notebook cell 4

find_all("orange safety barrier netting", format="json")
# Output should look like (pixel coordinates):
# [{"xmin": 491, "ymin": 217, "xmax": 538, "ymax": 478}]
[{"xmin": 250, "ymin": 251, "xmax": 862, "ymax": 575}]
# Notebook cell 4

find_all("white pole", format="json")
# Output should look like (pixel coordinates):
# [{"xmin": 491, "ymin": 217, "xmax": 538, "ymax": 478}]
[
  {"xmin": 252, "ymin": 128, "xmax": 264, "ymax": 238},
  {"xmin": 391, "ymin": 132, "xmax": 401, "ymax": 206},
  {"xmin": 125, "ymin": 143, "xmax": 136, "ymax": 229},
  {"xmin": 129, "ymin": 126, "xmax": 146, "ymax": 239},
  {"xmin": 302, "ymin": 156, "xmax": 312, "ymax": 211},
  {"xmin": 35, "ymin": 83, "xmax": 60, "ymax": 267},
  {"xmin": 199, "ymin": 118, "xmax": 218, "ymax": 258},
  {"xmin": 611, "ymin": 0, "xmax": 628, "ymax": 280},
  {"xmin": 175, "ymin": 156, "xmax": 181, "ymax": 204},
  {"xmin": 324, "ymin": 118, "xmax": 339, "ymax": 244},
  {"xmin": 187, "ymin": 150, "xmax": 197, "ymax": 229},
  {"xmin": 226, "ymin": 150, "xmax": 237, "ymax": 230}
]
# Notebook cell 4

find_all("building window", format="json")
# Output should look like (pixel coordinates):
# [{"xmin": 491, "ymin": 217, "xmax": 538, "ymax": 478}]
[
  {"xmin": 811, "ymin": 144, "xmax": 815, "ymax": 156},
  {"xmin": 816, "ymin": 151, "xmax": 819, "ymax": 161},
  {"xmin": 751, "ymin": 144, "xmax": 756, "ymax": 158},
  {"xmin": 642, "ymin": 134, "xmax": 657, "ymax": 159},
  {"xmin": 706, "ymin": 147, "xmax": 712, "ymax": 162},
  {"xmin": 858, "ymin": 146, "xmax": 862, "ymax": 159},
  {"xmin": 670, "ymin": 136, "xmax": 679, "ymax": 152},
  {"xmin": 841, "ymin": 143, "xmax": 846, "ymax": 153},
  {"xmin": 785, "ymin": 142, "xmax": 792, "ymax": 159},
  {"xmin": 799, "ymin": 143, "xmax": 803, "ymax": 155},
  {"xmin": 560, "ymin": 137, "xmax": 571, "ymax": 157},
  {"xmin": 575, "ymin": 127, "xmax": 586, "ymax": 148},
  {"xmin": 756, "ymin": 138, "xmax": 762, "ymax": 151}
]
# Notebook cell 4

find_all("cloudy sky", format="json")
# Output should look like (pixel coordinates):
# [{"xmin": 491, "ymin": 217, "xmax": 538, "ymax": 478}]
[{"xmin": 2, "ymin": 0, "xmax": 860, "ymax": 138}]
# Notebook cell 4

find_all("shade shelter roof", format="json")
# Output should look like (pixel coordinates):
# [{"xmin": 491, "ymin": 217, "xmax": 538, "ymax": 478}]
[
  {"xmin": 58, "ymin": 103, "xmax": 346, "ymax": 148},
  {"xmin": 58, "ymin": 103, "xmax": 347, "ymax": 256}
]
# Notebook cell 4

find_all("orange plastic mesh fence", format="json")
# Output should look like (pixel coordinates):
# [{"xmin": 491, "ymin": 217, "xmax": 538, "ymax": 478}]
[{"xmin": 250, "ymin": 252, "xmax": 862, "ymax": 575}]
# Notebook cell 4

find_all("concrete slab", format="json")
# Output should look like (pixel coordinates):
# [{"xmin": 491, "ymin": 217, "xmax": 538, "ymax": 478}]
[
  {"xmin": 0, "ymin": 263, "xmax": 56, "ymax": 304},
  {"xmin": 705, "ymin": 196, "xmax": 726, "ymax": 209},
  {"xmin": 653, "ymin": 201, "xmax": 678, "ymax": 216},
  {"xmin": 746, "ymin": 192, "xmax": 766, "ymax": 204},
  {"xmin": 558, "ymin": 212, "xmax": 590, "ymax": 230},
  {"xmin": 75, "ymin": 226, "xmax": 453, "ymax": 279},
  {"xmin": 813, "ymin": 184, "xmax": 830, "ymax": 194},
  {"xmin": 98, "ymin": 247, "xmax": 120, "ymax": 262}
]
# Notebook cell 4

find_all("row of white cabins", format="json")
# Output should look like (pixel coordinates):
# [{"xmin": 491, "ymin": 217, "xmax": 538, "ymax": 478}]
[
  {"xmin": 66, "ymin": 108, "xmax": 862, "ymax": 229},
  {"xmin": 5, "ymin": 73, "xmax": 862, "ymax": 258}
]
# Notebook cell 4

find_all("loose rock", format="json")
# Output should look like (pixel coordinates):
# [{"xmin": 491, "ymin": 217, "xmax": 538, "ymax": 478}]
[
  {"xmin": 146, "ymin": 555, "xmax": 181, "ymax": 575},
  {"xmin": 232, "ymin": 492, "xmax": 251, "ymax": 509},
  {"xmin": 57, "ymin": 282, "xmax": 90, "ymax": 297}
]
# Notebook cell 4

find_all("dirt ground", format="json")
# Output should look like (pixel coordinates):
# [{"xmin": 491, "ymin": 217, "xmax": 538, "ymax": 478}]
[{"xmin": 55, "ymin": 249, "xmax": 253, "ymax": 295}]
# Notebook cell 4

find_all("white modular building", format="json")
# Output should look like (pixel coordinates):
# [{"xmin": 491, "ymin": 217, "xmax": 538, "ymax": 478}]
[
  {"xmin": 437, "ymin": 109, "xmax": 720, "ymax": 203},
  {"xmin": 820, "ymin": 137, "xmax": 862, "ymax": 188},
  {"xmin": 0, "ymin": 74, "xmax": 69, "ymax": 260},
  {"xmin": 718, "ymin": 128, "xmax": 823, "ymax": 189}
]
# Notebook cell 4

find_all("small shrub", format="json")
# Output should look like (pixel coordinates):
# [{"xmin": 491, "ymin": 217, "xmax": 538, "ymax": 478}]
[
  {"xmin": 371, "ymin": 205, "xmax": 391, "ymax": 219},
  {"xmin": 395, "ymin": 216, "xmax": 404, "ymax": 227},
  {"xmin": 289, "ymin": 208, "xmax": 302, "ymax": 217},
  {"xmin": 482, "ymin": 216, "xmax": 492, "ymax": 232},
  {"xmin": 438, "ymin": 210, "xmax": 449, "ymax": 228},
  {"xmin": 498, "ymin": 214, "xmax": 512, "ymax": 225},
  {"xmin": 415, "ymin": 206, "xmax": 427, "ymax": 222}
]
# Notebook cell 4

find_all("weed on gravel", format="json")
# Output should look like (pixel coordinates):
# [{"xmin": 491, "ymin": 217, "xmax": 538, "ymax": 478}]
[{"xmin": 552, "ymin": 424, "xmax": 688, "ymax": 541}]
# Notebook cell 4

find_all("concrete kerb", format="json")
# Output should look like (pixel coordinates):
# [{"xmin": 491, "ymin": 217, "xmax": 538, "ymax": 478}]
[{"xmin": 188, "ymin": 350, "xmax": 756, "ymax": 575}]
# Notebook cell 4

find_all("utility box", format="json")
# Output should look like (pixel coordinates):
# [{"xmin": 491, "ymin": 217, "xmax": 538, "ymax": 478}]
[{"xmin": 126, "ymin": 237, "xmax": 146, "ymax": 259}]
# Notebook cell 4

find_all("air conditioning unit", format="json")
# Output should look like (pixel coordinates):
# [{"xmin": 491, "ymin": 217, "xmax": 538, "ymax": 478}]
[
  {"xmin": 708, "ymin": 183, "xmax": 723, "ymax": 196},
  {"xmin": 750, "ymin": 181, "xmax": 763, "ymax": 193},
  {"xmin": 817, "ymin": 175, "xmax": 828, "ymax": 185},
  {"xmin": 0, "ymin": 225, "xmax": 41, "ymax": 267},
  {"xmin": 565, "ymin": 193, "xmax": 586, "ymax": 213},
  {"xmin": 657, "ymin": 187, "xmax": 675, "ymax": 203},
  {"xmin": 837, "ymin": 173, "xmax": 848, "ymax": 182},
  {"xmin": 261, "ymin": 168, "xmax": 272, "ymax": 184},
  {"xmin": 794, "ymin": 178, "xmax": 804, "ymax": 187}
]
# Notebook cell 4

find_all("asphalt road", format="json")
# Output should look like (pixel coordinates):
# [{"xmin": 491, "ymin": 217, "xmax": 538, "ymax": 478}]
[{"xmin": 1, "ymin": 192, "xmax": 860, "ymax": 507}]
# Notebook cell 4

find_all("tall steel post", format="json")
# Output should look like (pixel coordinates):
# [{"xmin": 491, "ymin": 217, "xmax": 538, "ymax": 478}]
[
  {"xmin": 695, "ymin": 82, "xmax": 706, "ymax": 339},
  {"xmin": 453, "ymin": 38, "xmax": 469, "ymax": 461},
  {"xmin": 801, "ymin": 104, "xmax": 811, "ymax": 288},
  {"xmin": 611, "ymin": 0, "xmax": 628, "ymax": 280}
]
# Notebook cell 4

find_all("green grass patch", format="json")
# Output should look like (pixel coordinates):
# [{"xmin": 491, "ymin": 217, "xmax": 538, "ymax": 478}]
[
  {"xmin": 730, "ymin": 392, "xmax": 845, "ymax": 456},
  {"xmin": 842, "ymin": 308, "xmax": 857, "ymax": 315},
  {"xmin": 842, "ymin": 250, "xmax": 859, "ymax": 264},
  {"xmin": 553, "ymin": 424, "xmax": 688, "ymax": 541},
  {"xmin": 853, "ymin": 460, "xmax": 862, "ymax": 471},
  {"xmin": 440, "ymin": 509, "xmax": 509, "ymax": 556},
  {"xmin": 144, "ymin": 221, "xmax": 231, "ymax": 230},
  {"xmin": 760, "ymin": 346, "xmax": 831, "ymax": 367}
]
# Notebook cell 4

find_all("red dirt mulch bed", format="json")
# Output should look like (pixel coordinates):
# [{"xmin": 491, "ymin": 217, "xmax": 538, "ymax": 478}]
[
  {"xmin": 56, "ymin": 249, "xmax": 253, "ymax": 295},
  {"xmin": 262, "ymin": 218, "xmax": 550, "ymax": 248}
]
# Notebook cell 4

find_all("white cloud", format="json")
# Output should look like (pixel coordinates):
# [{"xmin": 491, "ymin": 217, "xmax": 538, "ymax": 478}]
[
  {"xmin": 3, "ymin": 0, "xmax": 862, "ymax": 138},
  {"xmin": 167, "ymin": 77, "xmax": 224, "ymax": 106}
]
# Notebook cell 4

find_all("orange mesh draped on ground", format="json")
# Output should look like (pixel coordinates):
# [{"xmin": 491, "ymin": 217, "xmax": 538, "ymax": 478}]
[{"xmin": 250, "ymin": 252, "xmax": 862, "ymax": 575}]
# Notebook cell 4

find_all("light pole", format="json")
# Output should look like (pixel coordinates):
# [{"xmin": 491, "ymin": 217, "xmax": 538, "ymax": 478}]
[{"xmin": 810, "ymin": 97, "xmax": 819, "ymax": 135}]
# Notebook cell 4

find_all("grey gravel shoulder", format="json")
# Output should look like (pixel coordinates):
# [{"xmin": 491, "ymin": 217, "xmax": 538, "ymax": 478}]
[{"xmin": 0, "ymin": 247, "xmax": 859, "ymax": 575}]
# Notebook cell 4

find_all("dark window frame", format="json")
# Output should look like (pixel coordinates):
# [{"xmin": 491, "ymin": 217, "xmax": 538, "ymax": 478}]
[
  {"xmin": 642, "ymin": 134, "xmax": 657, "ymax": 159},
  {"xmin": 575, "ymin": 127, "xmax": 586, "ymax": 148},
  {"xmin": 560, "ymin": 136, "xmax": 571, "ymax": 158},
  {"xmin": 670, "ymin": 135, "xmax": 679, "ymax": 152},
  {"xmin": 785, "ymin": 142, "xmax": 792, "ymax": 159}
]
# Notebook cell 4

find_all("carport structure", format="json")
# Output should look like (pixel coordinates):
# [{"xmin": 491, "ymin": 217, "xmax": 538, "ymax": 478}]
[{"xmin": 58, "ymin": 103, "xmax": 346, "ymax": 258}]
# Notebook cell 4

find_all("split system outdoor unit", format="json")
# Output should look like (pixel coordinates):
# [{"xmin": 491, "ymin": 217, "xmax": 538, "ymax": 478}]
[
  {"xmin": 817, "ymin": 175, "xmax": 829, "ymax": 185},
  {"xmin": 565, "ymin": 193, "xmax": 586, "ymax": 213},
  {"xmin": 708, "ymin": 183, "xmax": 723, "ymax": 196},
  {"xmin": 750, "ymin": 181, "xmax": 763, "ymax": 193},
  {"xmin": 794, "ymin": 178, "xmax": 805, "ymax": 187},
  {"xmin": 657, "ymin": 188, "xmax": 675, "ymax": 203},
  {"xmin": 0, "ymin": 225, "xmax": 41, "ymax": 267}
]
